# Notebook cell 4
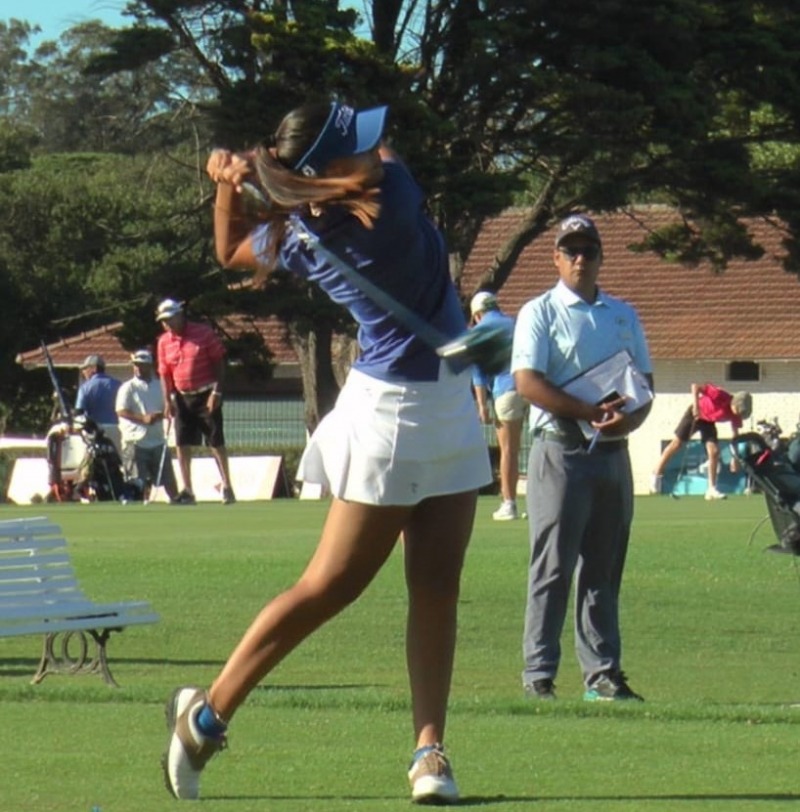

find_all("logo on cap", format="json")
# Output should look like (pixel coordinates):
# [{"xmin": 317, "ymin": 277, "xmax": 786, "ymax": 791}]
[{"xmin": 554, "ymin": 214, "xmax": 601, "ymax": 247}]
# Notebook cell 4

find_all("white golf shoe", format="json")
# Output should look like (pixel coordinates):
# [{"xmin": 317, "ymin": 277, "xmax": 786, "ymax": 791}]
[
  {"xmin": 408, "ymin": 744, "xmax": 459, "ymax": 805},
  {"xmin": 492, "ymin": 501, "xmax": 519, "ymax": 521},
  {"xmin": 162, "ymin": 687, "xmax": 226, "ymax": 800}
]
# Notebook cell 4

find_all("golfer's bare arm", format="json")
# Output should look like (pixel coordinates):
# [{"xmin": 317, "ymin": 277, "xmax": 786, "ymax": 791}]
[{"xmin": 212, "ymin": 182, "xmax": 259, "ymax": 269}]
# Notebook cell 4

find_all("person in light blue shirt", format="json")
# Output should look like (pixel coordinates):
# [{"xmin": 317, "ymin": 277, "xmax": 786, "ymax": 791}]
[
  {"xmin": 75, "ymin": 354, "xmax": 121, "ymax": 451},
  {"xmin": 512, "ymin": 213, "xmax": 653, "ymax": 703},
  {"xmin": 470, "ymin": 291, "xmax": 525, "ymax": 520}
]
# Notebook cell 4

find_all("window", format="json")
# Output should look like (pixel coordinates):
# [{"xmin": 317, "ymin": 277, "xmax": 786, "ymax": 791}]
[{"xmin": 726, "ymin": 361, "xmax": 760, "ymax": 382}]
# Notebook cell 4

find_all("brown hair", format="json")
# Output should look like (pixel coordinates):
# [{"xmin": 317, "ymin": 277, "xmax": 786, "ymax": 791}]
[{"xmin": 251, "ymin": 103, "xmax": 383, "ymax": 278}]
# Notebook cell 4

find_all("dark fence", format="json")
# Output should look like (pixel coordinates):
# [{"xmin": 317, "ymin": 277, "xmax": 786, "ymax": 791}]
[{"xmin": 225, "ymin": 396, "xmax": 531, "ymax": 475}]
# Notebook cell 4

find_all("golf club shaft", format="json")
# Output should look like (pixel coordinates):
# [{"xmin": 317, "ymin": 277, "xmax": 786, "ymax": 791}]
[
  {"xmin": 671, "ymin": 442, "xmax": 691, "ymax": 499},
  {"xmin": 40, "ymin": 339, "xmax": 72, "ymax": 423},
  {"xmin": 155, "ymin": 417, "xmax": 171, "ymax": 497},
  {"xmin": 240, "ymin": 182, "xmax": 451, "ymax": 351}
]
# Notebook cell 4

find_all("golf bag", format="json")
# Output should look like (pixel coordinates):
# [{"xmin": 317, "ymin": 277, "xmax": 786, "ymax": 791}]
[
  {"xmin": 730, "ymin": 432, "xmax": 800, "ymax": 555},
  {"xmin": 755, "ymin": 418, "xmax": 785, "ymax": 454},
  {"xmin": 46, "ymin": 415, "xmax": 126, "ymax": 502}
]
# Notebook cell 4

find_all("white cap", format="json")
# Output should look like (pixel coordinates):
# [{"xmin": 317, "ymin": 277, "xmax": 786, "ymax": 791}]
[
  {"xmin": 470, "ymin": 291, "xmax": 498, "ymax": 317},
  {"xmin": 156, "ymin": 298, "xmax": 184, "ymax": 321},
  {"xmin": 130, "ymin": 349, "xmax": 153, "ymax": 365}
]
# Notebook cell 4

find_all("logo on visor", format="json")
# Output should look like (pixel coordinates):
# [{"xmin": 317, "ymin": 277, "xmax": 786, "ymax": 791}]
[{"xmin": 335, "ymin": 105, "xmax": 354, "ymax": 136}]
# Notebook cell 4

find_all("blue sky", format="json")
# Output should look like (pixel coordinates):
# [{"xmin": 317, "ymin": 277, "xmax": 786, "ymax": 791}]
[
  {"xmin": 12, "ymin": 1, "xmax": 366, "ymax": 42},
  {"xmin": 10, "ymin": 0, "xmax": 129, "ymax": 41}
]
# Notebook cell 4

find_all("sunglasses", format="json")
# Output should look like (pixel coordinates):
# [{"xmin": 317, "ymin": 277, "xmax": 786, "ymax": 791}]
[{"xmin": 558, "ymin": 244, "xmax": 600, "ymax": 261}]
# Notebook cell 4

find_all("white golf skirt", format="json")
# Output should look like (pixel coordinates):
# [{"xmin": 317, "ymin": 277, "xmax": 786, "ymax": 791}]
[{"xmin": 298, "ymin": 365, "xmax": 492, "ymax": 505}]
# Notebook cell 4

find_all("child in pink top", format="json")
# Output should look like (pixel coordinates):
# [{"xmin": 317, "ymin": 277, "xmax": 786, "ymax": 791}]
[{"xmin": 652, "ymin": 383, "xmax": 752, "ymax": 499}]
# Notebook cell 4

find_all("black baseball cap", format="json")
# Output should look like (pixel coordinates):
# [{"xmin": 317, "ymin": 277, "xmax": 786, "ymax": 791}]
[{"xmin": 554, "ymin": 214, "xmax": 602, "ymax": 248}]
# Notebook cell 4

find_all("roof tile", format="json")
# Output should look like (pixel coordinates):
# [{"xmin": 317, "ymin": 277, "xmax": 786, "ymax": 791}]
[{"xmin": 460, "ymin": 207, "xmax": 799, "ymax": 360}]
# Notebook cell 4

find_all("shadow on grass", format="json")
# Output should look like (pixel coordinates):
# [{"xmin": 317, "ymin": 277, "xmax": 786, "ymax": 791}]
[
  {"xmin": 208, "ymin": 795, "xmax": 402, "ymax": 802},
  {"xmin": 0, "ymin": 658, "xmax": 39, "ymax": 677},
  {"xmin": 254, "ymin": 682, "xmax": 383, "ymax": 692},
  {"xmin": 0, "ymin": 655, "xmax": 228, "ymax": 678},
  {"xmin": 458, "ymin": 793, "xmax": 800, "ymax": 805},
  {"xmin": 200, "ymin": 792, "xmax": 800, "ymax": 805},
  {"xmin": 0, "ymin": 658, "xmax": 380, "ymax": 691}
]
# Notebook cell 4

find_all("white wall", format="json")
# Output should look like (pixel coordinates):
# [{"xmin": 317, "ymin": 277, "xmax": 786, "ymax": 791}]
[
  {"xmin": 629, "ymin": 359, "xmax": 800, "ymax": 494},
  {"xmin": 7, "ymin": 455, "xmax": 287, "ymax": 504}
]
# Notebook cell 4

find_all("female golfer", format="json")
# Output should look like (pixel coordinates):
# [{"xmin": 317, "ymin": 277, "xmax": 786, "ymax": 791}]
[{"xmin": 162, "ymin": 101, "xmax": 491, "ymax": 805}]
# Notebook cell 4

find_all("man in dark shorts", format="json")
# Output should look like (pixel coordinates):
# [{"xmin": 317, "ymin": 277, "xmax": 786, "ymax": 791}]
[
  {"xmin": 156, "ymin": 298, "xmax": 236, "ymax": 504},
  {"xmin": 651, "ymin": 383, "xmax": 752, "ymax": 500}
]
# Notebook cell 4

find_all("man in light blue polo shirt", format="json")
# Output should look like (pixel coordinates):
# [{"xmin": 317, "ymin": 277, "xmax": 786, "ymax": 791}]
[
  {"xmin": 75, "ymin": 354, "xmax": 121, "ymax": 453},
  {"xmin": 470, "ymin": 291, "xmax": 525, "ymax": 520},
  {"xmin": 512, "ymin": 213, "xmax": 654, "ymax": 702}
]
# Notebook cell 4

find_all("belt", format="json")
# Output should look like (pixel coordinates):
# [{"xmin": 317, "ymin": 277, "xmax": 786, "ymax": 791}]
[
  {"xmin": 532, "ymin": 428, "xmax": 628, "ymax": 454},
  {"xmin": 177, "ymin": 384, "xmax": 215, "ymax": 396}
]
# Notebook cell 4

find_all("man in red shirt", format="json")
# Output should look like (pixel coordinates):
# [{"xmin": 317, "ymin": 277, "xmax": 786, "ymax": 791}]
[
  {"xmin": 651, "ymin": 383, "xmax": 752, "ymax": 499},
  {"xmin": 156, "ymin": 298, "xmax": 235, "ymax": 504}
]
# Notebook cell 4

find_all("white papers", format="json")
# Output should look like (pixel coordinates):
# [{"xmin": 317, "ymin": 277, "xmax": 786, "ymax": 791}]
[{"xmin": 560, "ymin": 350, "xmax": 653, "ymax": 439}]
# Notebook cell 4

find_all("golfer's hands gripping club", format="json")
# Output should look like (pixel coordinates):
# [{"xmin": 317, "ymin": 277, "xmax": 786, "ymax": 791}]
[{"xmin": 207, "ymin": 149, "xmax": 254, "ymax": 192}]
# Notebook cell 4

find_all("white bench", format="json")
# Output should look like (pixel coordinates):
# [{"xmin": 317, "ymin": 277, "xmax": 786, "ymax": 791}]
[{"xmin": 0, "ymin": 516, "xmax": 159, "ymax": 686}]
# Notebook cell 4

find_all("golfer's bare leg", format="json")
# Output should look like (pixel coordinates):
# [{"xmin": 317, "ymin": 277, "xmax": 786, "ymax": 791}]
[
  {"xmin": 706, "ymin": 440, "xmax": 721, "ymax": 489},
  {"xmin": 403, "ymin": 490, "xmax": 477, "ymax": 747},
  {"xmin": 208, "ymin": 498, "xmax": 410, "ymax": 720},
  {"xmin": 176, "ymin": 446, "xmax": 193, "ymax": 493},
  {"xmin": 654, "ymin": 436, "xmax": 683, "ymax": 476},
  {"xmin": 210, "ymin": 446, "xmax": 233, "ymax": 490},
  {"xmin": 496, "ymin": 419, "xmax": 523, "ymax": 502}
]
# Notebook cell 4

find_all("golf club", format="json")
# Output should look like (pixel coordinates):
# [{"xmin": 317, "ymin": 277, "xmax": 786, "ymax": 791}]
[
  {"xmin": 239, "ymin": 181, "xmax": 512, "ymax": 375},
  {"xmin": 670, "ymin": 442, "xmax": 691, "ymax": 500},
  {"xmin": 147, "ymin": 417, "xmax": 172, "ymax": 505}
]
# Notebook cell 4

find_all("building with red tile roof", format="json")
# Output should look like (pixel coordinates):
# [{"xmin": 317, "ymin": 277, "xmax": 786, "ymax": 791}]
[
  {"xmin": 16, "ymin": 207, "xmax": 800, "ymax": 494},
  {"xmin": 16, "ymin": 315, "xmax": 300, "ymax": 389},
  {"xmin": 460, "ymin": 206, "xmax": 800, "ymax": 494}
]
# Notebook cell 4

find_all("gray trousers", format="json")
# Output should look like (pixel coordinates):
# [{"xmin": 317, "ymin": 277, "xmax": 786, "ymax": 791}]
[
  {"xmin": 121, "ymin": 442, "xmax": 178, "ymax": 494},
  {"xmin": 522, "ymin": 437, "xmax": 633, "ymax": 687}
]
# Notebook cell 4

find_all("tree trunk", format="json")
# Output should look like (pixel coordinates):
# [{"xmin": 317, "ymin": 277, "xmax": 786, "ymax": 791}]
[
  {"xmin": 473, "ymin": 173, "xmax": 562, "ymax": 294},
  {"xmin": 287, "ymin": 323, "xmax": 341, "ymax": 434}
]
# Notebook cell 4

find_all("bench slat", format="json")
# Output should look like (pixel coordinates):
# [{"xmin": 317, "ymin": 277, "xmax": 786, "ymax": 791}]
[
  {"xmin": 0, "ymin": 538, "xmax": 68, "ymax": 554},
  {"xmin": 0, "ymin": 588, "xmax": 81, "ymax": 602},
  {"xmin": 0, "ymin": 572, "xmax": 76, "ymax": 587},
  {"xmin": 0, "ymin": 550, "xmax": 72, "ymax": 565},
  {"xmin": 0, "ymin": 564, "xmax": 75, "ymax": 576},
  {"xmin": 0, "ymin": 571, "xmax": 77, "ymax": 589},
  {"xmin": 0, "ymin": 518, "xmax": 63, "ymax": 538},
  {"xmin": 0, "ymin": 612, "xmax": 161, "ymax": 638},
  {"xmin": 0, "ymin": 590, "xmax": 89, "ymax": 606},
  {"xmin": 0, "ymin": 598, "xmax": 156, "ymax": 618}
]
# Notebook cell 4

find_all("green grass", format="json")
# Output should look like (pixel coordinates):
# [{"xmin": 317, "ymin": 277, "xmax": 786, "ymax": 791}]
[{"xmin": 1, "ymin": 497, "xmax": 800, "ymax": 811}]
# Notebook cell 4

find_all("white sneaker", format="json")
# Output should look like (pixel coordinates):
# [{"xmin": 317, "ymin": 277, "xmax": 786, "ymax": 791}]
[
  {"xmin": 162, "ymin": 687, "xmax": 226, "ymax": 799},
  {"xmin": 408, "ymin": 744, "xmax": 459, "ymax": 805},
  {"xmin": 704, "ymin": 487, "xmax": 727, "ymax": 501},
  {"xmin": 650, "ymin": 474, "xmax": 663, "ymax": 495},
  {"xmin": 492, "ymin": 501, "xmax": 519, "ymax": 521}
]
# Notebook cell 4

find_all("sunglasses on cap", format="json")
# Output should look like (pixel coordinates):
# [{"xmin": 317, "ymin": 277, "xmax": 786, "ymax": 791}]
[{"xmin": 558, "ymin": 244, "xmax": 601, "ymax": 262}]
